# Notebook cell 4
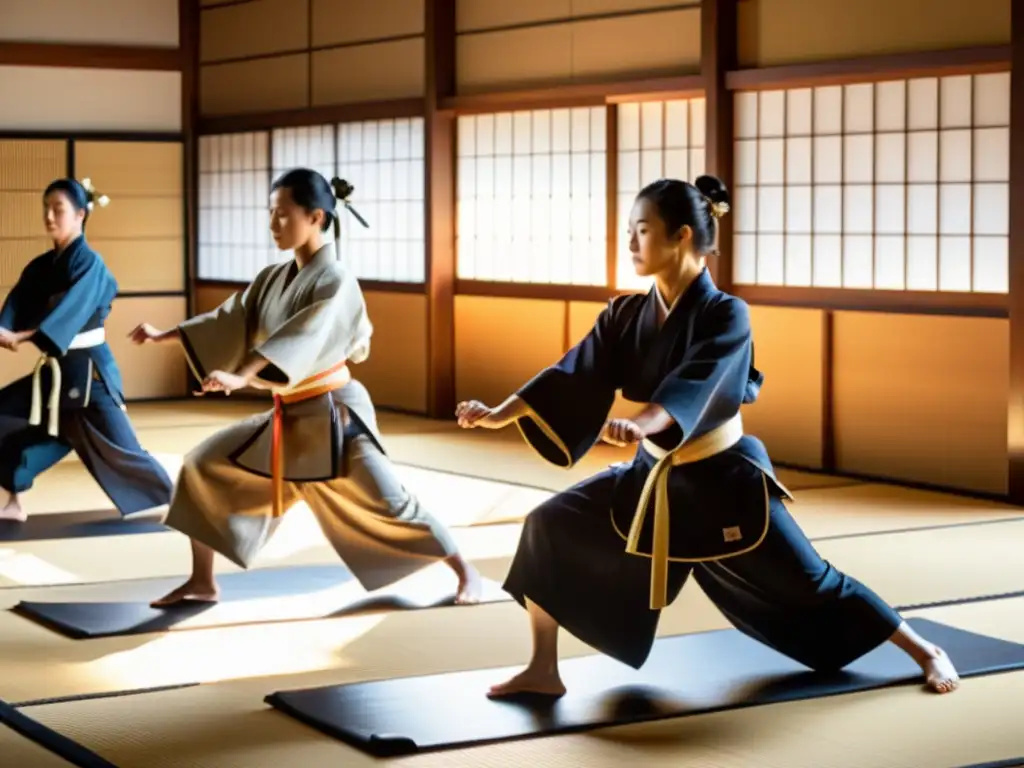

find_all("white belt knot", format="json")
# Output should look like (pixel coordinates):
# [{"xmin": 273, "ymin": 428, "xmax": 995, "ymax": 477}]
[{"xmin": 29, "ymin": 328, "xmax": 105, "ymax": 436}]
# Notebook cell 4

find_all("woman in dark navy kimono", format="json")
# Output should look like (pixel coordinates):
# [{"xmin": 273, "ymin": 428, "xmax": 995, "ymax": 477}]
[
  {"xmin": 0, "ymin": 178, "xmax": 173, "ymax": 522},
  {"xmin": 456, "ymin": 175, "xmax": 960, "ymax": 697}
]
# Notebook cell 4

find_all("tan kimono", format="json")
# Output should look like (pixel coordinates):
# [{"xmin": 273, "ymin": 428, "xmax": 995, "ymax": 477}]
[{"xmin": 166, "ymin": 245, "xmax": 458, "ymax": 591}]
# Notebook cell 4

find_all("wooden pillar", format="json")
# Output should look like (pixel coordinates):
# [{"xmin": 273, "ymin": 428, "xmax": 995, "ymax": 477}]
[
  {"xmin": 424, "ymin": 0, "xmax": 457, "ymax": 418},
  {"xmin": 180, "ymin": 0, "xmax": 200, "ymax": 320},
  {"xmin": 1008, "ymin": 0, "xmax": 1024, "ymax": 503},
  {"xmin": 180, "ymin": 0, "xmax": 201, "ymax": 396},
  {"xmin": 701, "ymin": 0, "xmax": 738, "ymax": 293}
]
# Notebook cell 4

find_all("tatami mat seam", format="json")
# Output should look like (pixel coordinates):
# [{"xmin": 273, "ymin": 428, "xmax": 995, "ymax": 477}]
[
  {"xmin": 0, "ymin": 699, "xmax": 117, "ymax": 768},
  {"xmin": 14, "ymin": 683, "xmax": 201, "ymax": 709}
]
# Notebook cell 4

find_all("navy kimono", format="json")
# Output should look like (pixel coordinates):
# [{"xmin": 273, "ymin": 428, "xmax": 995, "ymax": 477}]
[
  {"xmin": 503, "ymin": 269, "xmax": 901, "ymax": 671},
  {"xmin": 0, "ymin": 236, "xmax": 172, "ymax": 515}
]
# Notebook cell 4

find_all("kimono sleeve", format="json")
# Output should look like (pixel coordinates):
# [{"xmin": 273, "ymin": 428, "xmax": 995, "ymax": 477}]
[
  {"xmin": 33, "ymin": 252, "xmax": 118, "ymax": 357},
  {"xmin": 649, "ymin": 296, "xmax": 755, "ymax": 442},
  {"xmin": 0, "ymin": 279, "xmax": 28, "ymax": 331},
  {"xmin": 177, "ymin": 275, "xmax": 263, "ymax": 380},
  {"xmin": 514, "ymin": 300, "xmax": 621, "ymax": 468},
  {"xmin": 252, "ymin": 269, "xmax": 369, "ymax": 387}
]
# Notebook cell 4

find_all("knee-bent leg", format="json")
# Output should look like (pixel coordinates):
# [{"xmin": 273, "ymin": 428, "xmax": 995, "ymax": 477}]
[
  {"xmin": 696, "ymin": 495, "xmax": 901, "ymax": 672},
  {"xmin": 503, "ymin": 470, "xmax": 693, "ymax": 669}
]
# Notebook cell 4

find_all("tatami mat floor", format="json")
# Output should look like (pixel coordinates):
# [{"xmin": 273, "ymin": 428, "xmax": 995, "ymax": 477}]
[{"xmin": 2, "ymin": 400, "xmax": 1023, "ymax": 767}]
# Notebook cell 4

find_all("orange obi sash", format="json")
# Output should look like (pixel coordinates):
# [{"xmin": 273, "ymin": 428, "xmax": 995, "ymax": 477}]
[{"xmin": 270, "ymin": 361, "xmax": 351, "ymax": 518}]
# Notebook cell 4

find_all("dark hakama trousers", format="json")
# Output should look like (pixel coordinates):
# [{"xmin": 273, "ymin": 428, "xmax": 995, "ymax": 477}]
[
  {"xmin": 503, "ymin": 459, "xmax": 902, "ymax": 671},
  {"xmin": 0, "ymin": 374, "xmax": 174, "ymax": 516}
]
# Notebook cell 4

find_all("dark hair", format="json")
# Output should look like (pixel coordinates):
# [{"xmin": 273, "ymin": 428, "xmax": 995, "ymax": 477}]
[{"xmin": 635, "ymin": 175, "xmax": 731, "ymax": 256}]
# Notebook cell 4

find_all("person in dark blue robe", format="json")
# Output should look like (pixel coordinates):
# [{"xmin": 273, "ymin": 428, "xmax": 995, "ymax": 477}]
[
  {"xmin": 456, "ymin": 175, "xmax": 960, "ymax": 698},
  {"xmin": 0, "ymin": 178, "xmax": 173, "ymax": 522}
]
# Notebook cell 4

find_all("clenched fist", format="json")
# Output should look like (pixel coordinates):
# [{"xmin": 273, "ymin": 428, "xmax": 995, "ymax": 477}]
[{"xmin": 600, "ymin": 418, "xmax": 644, "ymax": 447}]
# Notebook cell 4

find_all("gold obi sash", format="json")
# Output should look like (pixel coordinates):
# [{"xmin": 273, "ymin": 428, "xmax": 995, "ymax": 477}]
[
  {"xmin": 269, "ymin": 361, "xmax": 351, "ymax": 518},
  {"xmin": 29, "ymin": 327, "xmax": 106, "ymax": 436},
  {"xmin": 624, "ymin": 412, "xmax": 749, "ymax": 611}
]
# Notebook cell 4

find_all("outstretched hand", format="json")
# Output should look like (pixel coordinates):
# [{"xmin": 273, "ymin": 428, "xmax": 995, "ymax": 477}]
[
  {"xmin": 195, "ymin": 370, "xmax": 250, "ymax": 397},
  {"xmin": 0, "ymin": 328, "xmax": 18, "ymax": 352},
  {"xmin": 127, "ymin": 323, "xmax": 163, "ymax": 345},
  {"xmin": 600, "ymin": 418, "xmax": 645, "ymax": 447},
  {"xmin": 455, "ymin": 400, "xmax": 505, "ymax": 429}
]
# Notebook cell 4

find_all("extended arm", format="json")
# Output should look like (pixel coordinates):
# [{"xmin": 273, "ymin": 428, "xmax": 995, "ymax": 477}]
[{"xmin": 457, "ymin": 299, "xmax": 624, "ymax": 467}]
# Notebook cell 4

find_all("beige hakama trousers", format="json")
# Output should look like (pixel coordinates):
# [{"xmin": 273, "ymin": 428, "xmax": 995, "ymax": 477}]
[{"xmin": 164, "ymin": 419, "xmax": 460, "ymax": 592}]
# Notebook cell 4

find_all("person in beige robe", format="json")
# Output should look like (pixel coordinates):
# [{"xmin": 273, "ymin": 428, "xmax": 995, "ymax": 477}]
[{"xmin": 130, "ymin": 168, "xmax": 482, "ymax": 606}]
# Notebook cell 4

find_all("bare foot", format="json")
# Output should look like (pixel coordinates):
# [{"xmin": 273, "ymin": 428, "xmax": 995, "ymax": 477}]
[
  {"xmin": 150, "ymin": 579, "xmax": 221, "ymax": 608},
  {"xmin": 0, "ymin": 495, "xmax": 26, "ymax": 523},
  {"xmin": 446, "ymin": 555, "xmax": 484, "ymax": 605},
  {"xmin": 487, "ymin": 666, "xmax": 567, "ymax": 698},
  {"xmin": 456, "ymin": 565, "xmax": 484, "ymax": 605},
  {"xmin": 918, "ymin": 646, "xmax": 960, "ymax": 693}
]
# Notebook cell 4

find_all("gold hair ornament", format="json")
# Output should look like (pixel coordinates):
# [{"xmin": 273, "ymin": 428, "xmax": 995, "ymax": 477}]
[
  {"xmin": 80, "ymin": 178, "xmax": 111, "ymax": 212},
  {"xmin": 704, "ymin": 196, "xmax": 729, "ymax": 220}
]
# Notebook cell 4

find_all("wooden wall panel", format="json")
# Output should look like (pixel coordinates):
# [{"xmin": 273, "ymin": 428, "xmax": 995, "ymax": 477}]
[
  {"xmin": 0, "ymin": 0, "xmax": 179, "ymax": 47},
  {"xmin": 0, "ymin": 140, "xmax": 66, "ymax": 290},
  {"xmin": 456, "ymin": 0, "xmax": 571, "ymax": 31},
  {"xmin": 570, "ymin": 9, "xmax": 701, "ymax": 80},
  {"xmin": 312, "ymin": 39, "xmax": 426, "ymax": 105},
  {"xmin": 457, "ymin": 8, "xmax": 701, "ymax": 92},
  {"xmin": 200, "ymin": 0, "xmax": 307, "ymax": 63},
  {"xmin": 312, "ymin": 0, "xmax": 425, "ymax": 46},
  {"xmin": 0, "ymin": 67, "xmax": 182, "ymax": 132},
  {"xmin": 458, "ymin": 26, "xmax": 573, "ymax": 92},
  {"xmin": 106, "ymin": 296, "xmax": 188, "ymax": 398},
  {"xmin": 573, "ymin": 0, "xmax": 689, "ymax": 13},
  {"xmin": 200, "ymin": 55, "xmax": 308, "ymax": 116},
  {"xmin": 454, "ymin": 296, "xmax": 566, "ymax": 408},
  {"xmin": 194, "ymin": 284, "xmax": 236, "ymax": 315},
  {"xmin": 455, "ymin": 0, "xmax": 690, "ymax": 31},
  {"xmin": 75, "ymin": 141, "xmax": 185, "ymax": 293},
  {"xmin": 743, "ymin": 306, "xmax": 825, "ymax": 469},
  {"xmin": 200, "ymin": 0, "xmax": 427, "ymax": 115},
  {"xmin": 832, "ymin": 312, "xmax": 1008, "ymax": 495},
  {"xmin": 737, "ymin": 0, "xmax": 1009, "ymax": 68},
  {"xmin": 355, "ymin": 291, "xmax": 428, "ymax": 413}
]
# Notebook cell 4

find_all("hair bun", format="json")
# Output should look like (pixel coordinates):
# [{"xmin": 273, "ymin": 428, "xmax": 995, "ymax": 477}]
[
  {"xmin": 694, "ymin": 174, "xmax": 730, "ymax": 219},
  {"xmin": 330, "ymin": 177, "xmax": 354, "ymax": 202}
]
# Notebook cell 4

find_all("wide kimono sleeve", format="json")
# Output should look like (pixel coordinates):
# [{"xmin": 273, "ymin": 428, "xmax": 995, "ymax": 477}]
[
  {"xmin": 33, "ymin": 251, "xmax": 118, "ymax": 357},
  {"xmin": 177, "ymin": 269, "xmax": 267, "ymax": 380},
  {"xmin": 0, "ymin": 279, "xmax": 29, "ymax": 331},
  {"xmin": 251, "ymin": 268, "xmax": 371, "ymax": 388},
  {"xmin": 514, "ymin": 299, "xmax": 623, "ymax": 468},
  {"xmin": 649, "ymin": 296, "xmax": 756, "ymax": 443}
]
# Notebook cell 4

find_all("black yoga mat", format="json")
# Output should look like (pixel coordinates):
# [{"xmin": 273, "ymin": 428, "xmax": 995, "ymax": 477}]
[
  {"xmin": 266, "ymin": 617, "xmax": 1024, "ymax": 757},
  {"xmin": 0, "ymin": 697, "xmax": 117, "ymax": 768},
  {"xmin": 13, "ymin": 564, "xmax": 509, "ymax": 639},
  {"xmin": 0, "ymin": 508, "xmax": 166, "ymax": 542}
]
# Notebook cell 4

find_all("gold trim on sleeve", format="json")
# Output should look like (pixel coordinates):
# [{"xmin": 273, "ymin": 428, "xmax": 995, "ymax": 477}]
[{"xmin": 514, "ymin": 404, "xmax": 574, "ymax": 468}]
